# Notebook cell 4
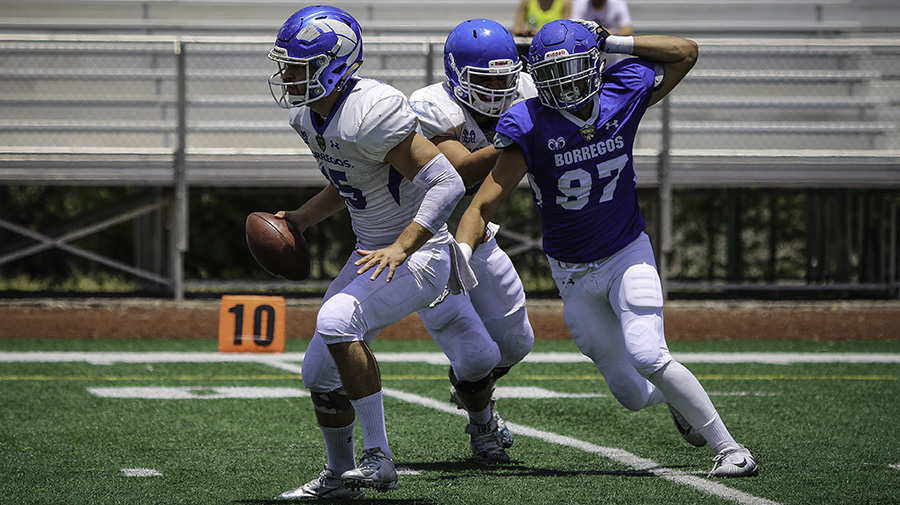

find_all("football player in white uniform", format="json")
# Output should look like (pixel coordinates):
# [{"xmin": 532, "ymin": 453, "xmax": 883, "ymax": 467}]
[
  {"xmin": 266, "ymin": 6, "xmax": 503, "ymax": 499},
  {"xmin": 409, "ymin": 18, "xmax": 537, "ymax": 458}
]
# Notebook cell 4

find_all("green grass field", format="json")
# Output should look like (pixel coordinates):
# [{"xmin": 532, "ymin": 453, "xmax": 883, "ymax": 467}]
[{"xmin": 1, "ymin": 338, "xmax": 899, "ymax": 505}]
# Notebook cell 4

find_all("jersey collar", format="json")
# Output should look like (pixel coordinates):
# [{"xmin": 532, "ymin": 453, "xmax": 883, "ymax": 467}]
[
  {"xmin": 309, "ymin": 78, "xmax": 359, "ymax": 135},
  {"xmin": 558, "ymin": 94, "xmax": 601, "ymax": 128}
]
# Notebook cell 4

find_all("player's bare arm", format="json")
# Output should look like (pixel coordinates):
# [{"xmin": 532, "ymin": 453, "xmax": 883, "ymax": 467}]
[
  {"xmin": 627, "ymin": 35, "xmax": 698, "ymax": 106},
  {"xmin": 356, "ymin": 131, "xmax": 464, "ymax": 281},
  {"xmin": 432, "ymin": 136, "xmax": 501, "ymax": 188},
  {"xmin": 457, "ymin": 145, "xmax": 528, "ymax": 251},
  {"xmin": 275, "ymin": 185, "xmax": 346, "ymax": 233}
]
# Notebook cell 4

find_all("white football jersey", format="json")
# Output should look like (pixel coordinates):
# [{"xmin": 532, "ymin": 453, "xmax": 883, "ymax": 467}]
[
  {"xmin": 289, "ymin": 78, "xmax": 451, "ymax": 250},
  {"xmin": 410, "ymin": 73, "xmax": 537, "ymax": 227},
  {"xmin": 410, "ymin": 73, "xmax": 537, "ymax": 150}
]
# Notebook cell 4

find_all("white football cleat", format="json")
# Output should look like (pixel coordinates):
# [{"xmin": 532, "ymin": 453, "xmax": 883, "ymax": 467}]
[
  {"xmin": 277, "ymin": 466, "xmax": 364, "ymax": 500},
  {"xmin": 466, "ymin": 418, "xmax": 511, "ymax": 464},
  {"xmin": 708, "ymin": 445, "xmax": 758, "ymax": 477},
  {"xmin": 341, "ymin": 447, "xmax": 398, "ymax": 492},
  {"xmin": 668, "ymin": 404, "xmax": 707, "ymax": 447}
]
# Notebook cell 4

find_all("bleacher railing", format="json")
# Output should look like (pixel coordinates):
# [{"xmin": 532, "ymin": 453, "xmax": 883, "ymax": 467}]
[{"xmin": 1, "ymin": 34, "xmax": 898, "ymax": 298}]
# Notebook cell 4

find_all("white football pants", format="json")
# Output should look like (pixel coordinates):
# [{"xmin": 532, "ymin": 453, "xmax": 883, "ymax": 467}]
[
  {"xmin": 425, "ymin": 238, "xmax": 535, "ymax": 371},
  {"xmin": 302, "ymin": 244, "xmax": 500, "ymax": 392},
  {"xmin": 549, "ymin": 232, "xmax": 670, "ymax": 411}
]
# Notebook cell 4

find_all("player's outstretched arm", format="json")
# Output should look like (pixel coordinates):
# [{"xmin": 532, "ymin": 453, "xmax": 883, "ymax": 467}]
[
  {"xmin": 627, "ymin": 35, "xmax": 698, "ymax": 105},
  {"xmin": 355, "ymin": 132, "xmax": 465, "ymax": 282},
  {"xmin": 457, "ymin": 145, "xmax": 528, "ymax": 257},
  {"xmin": 432, "ymin": 136, "xmax": 501, "ymax": 188}
]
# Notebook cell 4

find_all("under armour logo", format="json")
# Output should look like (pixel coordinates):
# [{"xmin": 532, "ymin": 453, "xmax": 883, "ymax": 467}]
[{"xmin": 605, "ymin": 120, "xmax": 619, "ymax": 130}]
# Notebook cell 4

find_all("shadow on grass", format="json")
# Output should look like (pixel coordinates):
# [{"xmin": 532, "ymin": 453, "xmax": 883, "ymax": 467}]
[
  {"xmin": 234, "ymin": 460, "xmax": 696, "ymax": 504},
  {"xmin": 402, "ymin": 459, "xmax": 694, "ymax": 478},
  {"xmin": 236, "ymin": 499, "xmax": 436, "ymax": 505}
]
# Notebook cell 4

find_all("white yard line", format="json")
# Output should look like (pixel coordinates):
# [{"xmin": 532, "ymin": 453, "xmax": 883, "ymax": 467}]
[
  {"xmin": 1, "ymin": 351, "xmax": 899, "ymax": 364},
  {"xmin": 382, "ymin": 386, "xmax": 783, "ymax": 505},
  {"xmin": 121, "ymin": 468, "xmax": 162, "ymax": 477}
]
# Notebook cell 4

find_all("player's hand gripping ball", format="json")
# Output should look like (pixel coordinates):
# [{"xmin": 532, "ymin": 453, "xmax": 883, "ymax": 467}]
[{"xmin": 245, "ymin": 212, "xmax": 310, "ymax": 281}]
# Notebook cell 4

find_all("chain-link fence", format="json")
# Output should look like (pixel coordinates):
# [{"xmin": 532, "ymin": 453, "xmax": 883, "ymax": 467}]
[{"xmin": 1, "ymin": 35, "xmax": 899, "ymax": 298}]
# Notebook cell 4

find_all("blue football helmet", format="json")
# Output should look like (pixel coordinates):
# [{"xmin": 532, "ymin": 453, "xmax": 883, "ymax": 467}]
[
  {"xmin": 527, "ymin": 19, "xmax": 605, "ymax": 111},
  {"xmin": 268, "ymin": 5, "xmax": 363, "ymax": 108},
  {"xmin": 444, "ymin": 19, "xmax": 522, "ymax": 117}
]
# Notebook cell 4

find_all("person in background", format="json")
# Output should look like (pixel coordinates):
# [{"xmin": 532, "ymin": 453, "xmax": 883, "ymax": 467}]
[
  {"xmin": 571, "ymin": 0, "xmax": 634, "ymax": 67},
  {"xmin": 513, "ymin": 0, "xmax": 572, "ymax": 37},
  {"xmin": 571, "ymin": 0, "xmax": 633, "ymax": 36}
]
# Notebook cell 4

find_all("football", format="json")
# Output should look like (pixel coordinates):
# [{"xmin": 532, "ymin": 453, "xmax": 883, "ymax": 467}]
[{"xmin": 245, "ymin": 212, "xmax": 310, "ymax": 281}]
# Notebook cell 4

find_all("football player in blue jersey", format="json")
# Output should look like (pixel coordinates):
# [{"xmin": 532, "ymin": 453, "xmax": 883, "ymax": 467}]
[{"xmin": 456, "ymin": 19, "xmax": 758, "ymax": 478}]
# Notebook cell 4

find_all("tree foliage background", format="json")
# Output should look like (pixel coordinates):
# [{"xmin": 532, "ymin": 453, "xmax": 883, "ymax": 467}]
[{"xmin": 1, "ymin": 185, "xmax": 897, "ymax": 298}]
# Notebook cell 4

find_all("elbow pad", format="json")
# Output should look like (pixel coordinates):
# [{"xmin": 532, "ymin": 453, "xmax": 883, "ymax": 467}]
[{"xmin": 412, "ymin": 153, "xmax": 465, "ymax": 234}]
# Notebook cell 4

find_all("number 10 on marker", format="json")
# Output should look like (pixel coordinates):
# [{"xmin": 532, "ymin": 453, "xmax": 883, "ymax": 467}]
[{"xmin": 218, "ymin": 295, "xmax": 286, "ymax": 353}]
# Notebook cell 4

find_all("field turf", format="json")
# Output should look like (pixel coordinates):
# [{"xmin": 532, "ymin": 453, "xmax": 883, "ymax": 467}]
[{"xmin": 1, "ymin": 338, "xmax": 898, "ymax": 505}]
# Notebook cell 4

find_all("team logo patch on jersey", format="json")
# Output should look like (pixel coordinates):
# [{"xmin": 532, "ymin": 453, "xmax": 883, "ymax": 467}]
[
  {"xmin": 315, "ymin": 134, "xmax": 326, "ymax": 152},
  {"xmin": 547, "ymin": 136, "xmax": 566, "ymax": 151},
  {"xmin": 580, "ymin": 124, "xmax": 596, "ymax": 141}
]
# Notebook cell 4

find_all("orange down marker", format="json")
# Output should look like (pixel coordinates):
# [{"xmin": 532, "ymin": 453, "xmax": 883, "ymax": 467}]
[{"xmin": 218, "ymin": 295, "xmax": 286, "ymax": 353}]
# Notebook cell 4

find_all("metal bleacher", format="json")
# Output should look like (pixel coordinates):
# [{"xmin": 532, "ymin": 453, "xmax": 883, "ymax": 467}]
[{"xmin": 1, "ymin": 0, "xmax": 899, "ymax": 298}]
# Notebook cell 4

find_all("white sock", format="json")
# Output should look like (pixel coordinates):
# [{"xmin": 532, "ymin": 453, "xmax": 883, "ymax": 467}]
[
  {"xmin": 696, "ymin": 413, "xmax": 739, "ymax": 454},
  {"xmin": 349, "ymin": 391, "xmax": 392, "ymax": 459},
  {"xmin": 648, "ymin": 361, "xmax": 739, "ymax": 452},
  {"xmin": 468, "ymin": 405, "xmax": 492, "ymax": 426},
  {"xmin": 320, "ymin": 421, "xmax": 356, "ymax": 474}
]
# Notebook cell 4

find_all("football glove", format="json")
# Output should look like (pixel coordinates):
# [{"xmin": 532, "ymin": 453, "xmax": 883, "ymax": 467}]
[{"xmin": 571, "ymin": 19, "xmax": 612, "ymax": 51}]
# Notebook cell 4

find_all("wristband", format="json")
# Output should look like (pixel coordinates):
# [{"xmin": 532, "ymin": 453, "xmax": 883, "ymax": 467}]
[
  {"xmin": 603, "ymin": 35, "xmax": 634, "ymax": 54},
  {"xmin": 458, "ymin": 242, "xmax": 473, "ymax": 264}
]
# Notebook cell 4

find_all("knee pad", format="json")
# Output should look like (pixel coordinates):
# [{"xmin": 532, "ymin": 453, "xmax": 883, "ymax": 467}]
[
  {"xmin": 310, "ymin": 388, "xmax": 352, "ymax": 415},
  {"xmin": 620, "ymin": 264, "xmax": 668, "ymax": 376},
  {"xmin": 449, "ymin": 367, "xmax": 492, "ymax": 394},
  {"xmin": 623, "ymin": 316, "xmax": 667, "ymax": 375},
  {"xmin": 316, "ymin": 293, "xmax": 365, "ymax": 344}
]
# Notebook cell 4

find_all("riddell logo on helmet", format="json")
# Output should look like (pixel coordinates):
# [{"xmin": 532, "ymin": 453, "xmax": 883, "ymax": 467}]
[
  {"xmin": 489, "ymin": 59, "xmax": 514, "ymax": 68},
  {"xmin": 544, "ymin": 49, "xmax": 569, "ymax": 59}
]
